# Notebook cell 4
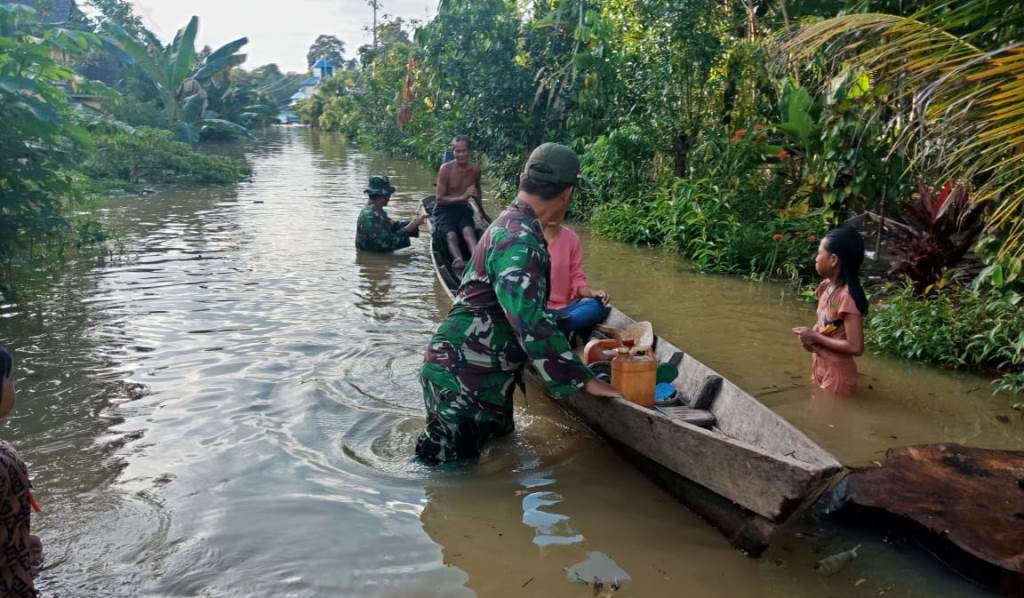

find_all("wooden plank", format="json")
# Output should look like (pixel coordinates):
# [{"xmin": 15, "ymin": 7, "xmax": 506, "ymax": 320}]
[
  {"xmin": 836, "ymin": 444, "xmax": 1024, "ymax": 593},
  {"xmin": 656, "ymin": 406, "xmax": 716, "ymax": 428}
]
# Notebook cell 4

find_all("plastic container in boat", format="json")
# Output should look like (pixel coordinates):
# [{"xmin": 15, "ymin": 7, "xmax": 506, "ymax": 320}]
[
  {"xmin": 583, "ymin": 338, "xmax": 631, "ymax": 365},
  {"xmin": 611, "ymin": 346, "xmax": 657, "ymax": 408}
]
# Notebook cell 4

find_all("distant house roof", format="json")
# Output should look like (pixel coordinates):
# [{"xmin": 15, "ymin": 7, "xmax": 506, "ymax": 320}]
[
  {"xmin": 0, "ymin": 0, "xmax": 75, "ymax": 23},
  {"xmin": 300, "ymin": 76, "xmax": 321, "ymax": 87},
  {"xmin": 312, "ymin": 58, "xmax": 333, "ymax": 69}
]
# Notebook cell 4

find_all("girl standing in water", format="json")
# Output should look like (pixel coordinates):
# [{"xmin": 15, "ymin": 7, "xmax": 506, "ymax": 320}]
[
  {"xmin": 793, "ymin": 227, "xmax": 869, "ymax": 394},
  {"xmin": 0, "ymin": 346, "xmax": 41, "ymax": 597}
]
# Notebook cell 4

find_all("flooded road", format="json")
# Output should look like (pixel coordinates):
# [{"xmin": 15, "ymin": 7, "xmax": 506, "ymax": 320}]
[{"xmin": 0, "ymin": 128, "xmax": 1019, "ymax": 596}]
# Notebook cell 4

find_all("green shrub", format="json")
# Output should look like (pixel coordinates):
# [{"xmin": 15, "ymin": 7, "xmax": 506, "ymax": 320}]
[
  {"xmin": 82, "ymin": 125, "xmax": 250, "ymax": 185},
  {"xmin": 576, "ymin": 126, "xmax": 658, "ymax": 218},
  {"xmin": 319, "ymin": 97, "xmax": 360, "ymax": 138},
  {"xmin": 869, "ymin": 282, "xmax": 1024, "ymax": 394},
  {"xmin": 592, "ymin": 176, "xmax": 826, "ymax": 280}
]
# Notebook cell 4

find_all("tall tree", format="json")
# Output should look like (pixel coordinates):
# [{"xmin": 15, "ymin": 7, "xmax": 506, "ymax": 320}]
[
  {"xmin": 243, "ymin": 63, "xmax": 307, "ymax": 106},
  {"xmin": 306, "ymin": 34, "xmax": 345, "ymax": 69},
  {"xmin": 368, "ymin": 0, "xmax": 381, "ymax": 47},
  {"xmin": 375, "ymin": 15, "xmax": 410, "ymax": 46},
  {"xmin": 87, "ymin": 0, "xmax": 146, "ymax": 41}
]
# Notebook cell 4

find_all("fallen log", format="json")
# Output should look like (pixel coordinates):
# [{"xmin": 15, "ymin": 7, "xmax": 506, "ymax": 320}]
[{"xmin": 832, "ymin": 443, "xmax": 1024, "ymax": 595}]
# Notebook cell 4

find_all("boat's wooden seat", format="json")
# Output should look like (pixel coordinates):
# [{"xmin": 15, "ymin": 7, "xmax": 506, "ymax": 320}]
[
  {"xmin": 687, "ymin": 374, "xmax": 723, "ymax": 410},
  {"xmin": 656, "ymin": 406, "xmax": 716, "ymax": 429}
]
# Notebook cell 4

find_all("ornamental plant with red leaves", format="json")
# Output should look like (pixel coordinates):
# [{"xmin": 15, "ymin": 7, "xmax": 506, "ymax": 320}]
[{"xmin": 890, "ymin": 179, "xmax": 985, "ymax": 293}]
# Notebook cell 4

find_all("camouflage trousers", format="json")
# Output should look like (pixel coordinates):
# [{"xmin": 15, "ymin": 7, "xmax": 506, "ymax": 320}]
[{"xmin": 414, "ymin": 372, "xmax": 517, "ymax": 465}]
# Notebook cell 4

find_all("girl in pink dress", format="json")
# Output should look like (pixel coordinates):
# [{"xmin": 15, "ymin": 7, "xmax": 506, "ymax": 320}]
[{"xmin": 792, "ymin": 227, "xmax": 869, "ymax": 394}]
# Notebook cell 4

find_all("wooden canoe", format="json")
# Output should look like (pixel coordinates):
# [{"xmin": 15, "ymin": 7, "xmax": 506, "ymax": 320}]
[{"xmin": 420, "ymin": 196, "xmax": 843, "ymax": 556}]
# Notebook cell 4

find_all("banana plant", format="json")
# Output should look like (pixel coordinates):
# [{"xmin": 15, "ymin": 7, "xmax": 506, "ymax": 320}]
[{"xmin": 103, "ymin": 16, "xmax": 250, "ymax": 141}]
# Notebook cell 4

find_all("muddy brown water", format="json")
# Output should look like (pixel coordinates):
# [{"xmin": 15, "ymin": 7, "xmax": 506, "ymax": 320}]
[{"xmin": 0, "ymin": 128, "xmax": 1019, "ymax": 596}]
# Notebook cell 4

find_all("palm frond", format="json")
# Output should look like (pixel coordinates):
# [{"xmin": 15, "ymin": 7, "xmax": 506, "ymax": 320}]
[{"xmin": 785, "ymin": 10, "xmax": 1024, "ymax": 257}]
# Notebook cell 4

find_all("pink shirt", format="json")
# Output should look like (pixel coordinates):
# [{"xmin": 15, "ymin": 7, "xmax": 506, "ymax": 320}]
[{"xmin": 545, "ymin": 226, "xmax": 588, "ymax": 310}]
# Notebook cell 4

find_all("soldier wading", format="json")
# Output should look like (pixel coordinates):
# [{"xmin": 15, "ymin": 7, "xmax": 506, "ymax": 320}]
[
  {"xmin": 355, "ymin": 176, "xmax": 425, "ymax": 253},
  {"xmin": 415, "ymin": 143, "xmax": 621, "ymax": 464}
]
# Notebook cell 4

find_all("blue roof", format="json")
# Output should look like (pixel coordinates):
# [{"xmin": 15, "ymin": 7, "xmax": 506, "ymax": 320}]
[
  {"xmin": 300, "ymin": 76, "xmax": 320, "ymax": 86},
  {"xmin": 313, "ymin": 58, "xmax": 333, "ymax": 68}
]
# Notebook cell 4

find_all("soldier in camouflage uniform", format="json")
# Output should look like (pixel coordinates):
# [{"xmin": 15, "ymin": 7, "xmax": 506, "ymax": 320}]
[
  {"xmin": 415, "ymin": 143, "xmax": 621, "ymax": 464},
  {"xmin": 356, "ymin": 176, "xmax": 425, "ymax": 252}
]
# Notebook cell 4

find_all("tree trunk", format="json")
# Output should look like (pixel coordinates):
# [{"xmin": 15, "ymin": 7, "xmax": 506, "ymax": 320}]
[
  {"xmin": 720, "ymin": 52, "xmax": 741, "ymax": 126},
  {"xmin": 836, "ymin": 444, "xmax": 1024, "ymax": 594},
  {"xmin": 779, "ymin": 0, "xmax": 790, "ymax": 32},
  {"xmin": 672, "ymin": 130, "xmax": 695, "ymax": 178}
]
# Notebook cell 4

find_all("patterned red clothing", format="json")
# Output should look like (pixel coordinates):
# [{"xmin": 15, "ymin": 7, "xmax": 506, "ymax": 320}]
[
  {"xmin": 0, "ymin": 441, "xmax": 36, "ymax": 598},
  {"xmin": 811, "ymin": 281, "xmax": 860, "ymax": 394}
]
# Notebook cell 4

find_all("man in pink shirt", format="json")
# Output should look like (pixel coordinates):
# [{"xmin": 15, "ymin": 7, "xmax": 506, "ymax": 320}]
[{"xmin": 542, "ymin": 222, "xmax": 610, "ymax": 333}]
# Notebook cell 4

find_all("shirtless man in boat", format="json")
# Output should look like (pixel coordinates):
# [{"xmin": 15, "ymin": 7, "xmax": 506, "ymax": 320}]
[{"xmin": 434, "ymin": 135, "xmax": 491, "ymax": 276}]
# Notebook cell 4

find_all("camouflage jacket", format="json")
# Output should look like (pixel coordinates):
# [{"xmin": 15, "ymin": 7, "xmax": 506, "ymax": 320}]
[
  {"xmin": 355, "ymin": 203, "xmax": 416, "ymax": 252},
  {"xmin": 422, "ymin": 199, "xmax": 593, "ymax": 402}
]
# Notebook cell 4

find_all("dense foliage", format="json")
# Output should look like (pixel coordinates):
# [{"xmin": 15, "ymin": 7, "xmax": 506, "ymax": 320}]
[
  {"xmin": 1, "ymin": 2, "xmax": 256, "ymax": 293},
  {"xmin": 869, "ymin": 282, "xmax": 1024, "ymax": 395},
  {"xmin": 0, "ymin": 4, "xmax": 102, "ymax": 277},
  {"xmin": 81, "ymin": 124, "xmax": 250, "ymax": 185}
]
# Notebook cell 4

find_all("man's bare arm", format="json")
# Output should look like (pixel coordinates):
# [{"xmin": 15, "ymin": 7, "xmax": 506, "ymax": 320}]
[{"xmin": 435, "ymin": 163, "xmax": 470, "ymax": 205}]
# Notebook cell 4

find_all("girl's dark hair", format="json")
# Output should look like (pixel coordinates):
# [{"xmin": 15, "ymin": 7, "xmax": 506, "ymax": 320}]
[
  {"xmin": 0, "ymin": 346, "xmax": 11, "ymax": 380},
  {"xmin": 0, "ymin": 346, "xmax": 11, "ymax": 404},
  {"xmin": 824, "ymin": 227, "xmax": 869, "ymax": 315}
]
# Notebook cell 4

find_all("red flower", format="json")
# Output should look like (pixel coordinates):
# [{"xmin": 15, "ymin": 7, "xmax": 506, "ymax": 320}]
[
  {"xmin": 735, "ymin": 129, "xmax": 747, "ymax": 138},
  {"xmin": 776, "ymin": 149, "xmax": 789, "ymax": 159},
  {"xmin": 808, "ymin": 233, "xmax": 817, "ymax": 242},
  {"xmin": 754, "ymin": 124, "xmax": 764, "ymax": 130},
  {"xmin": 772, "ymin": 233, "xmax": 784, "ymax": 241}
]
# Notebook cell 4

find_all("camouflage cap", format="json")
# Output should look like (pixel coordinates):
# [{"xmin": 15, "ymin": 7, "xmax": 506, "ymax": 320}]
[
  {"xmin": 365, "ymin": 175, "xmax": 396, "ymax": 196},
  {"xmin": 522, "ymin": 143, "xmax": 579, "ymax": 186}
]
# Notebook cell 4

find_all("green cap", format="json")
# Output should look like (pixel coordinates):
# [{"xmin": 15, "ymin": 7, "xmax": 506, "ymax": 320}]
[
  {"xmin": 365, "ymin": 175, "xmax": 396, "ymax": 196},
  {"xmin": 522, "ymin": 142, "xmax": 579, "ymax": 186}
]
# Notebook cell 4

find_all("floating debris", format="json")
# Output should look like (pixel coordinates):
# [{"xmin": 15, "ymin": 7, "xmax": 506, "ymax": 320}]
[{"xmin": 815, "ymin": 544, "xmax": 861, "ymax": 576}]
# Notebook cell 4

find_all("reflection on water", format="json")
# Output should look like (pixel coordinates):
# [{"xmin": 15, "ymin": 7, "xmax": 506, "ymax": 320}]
[
  {"xmin": 520, "ymin": 474, "xmax": 584, "ymax": 547},
  {"xmin": 0, "ymin": 127, "xmax": 1017, "ymax": 596}
]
